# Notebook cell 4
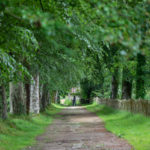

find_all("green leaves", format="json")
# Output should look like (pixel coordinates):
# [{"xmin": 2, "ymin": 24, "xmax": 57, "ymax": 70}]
[
  {"xmin": 0, "ymin": 49, "xmax": 30, "ymax": 84},
  {"xmin": 0, "ymin": 0, "xmax": 150, "ymax": 97}
]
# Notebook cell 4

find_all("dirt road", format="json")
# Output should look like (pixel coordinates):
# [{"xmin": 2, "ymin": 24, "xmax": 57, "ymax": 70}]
[{"xmin": 25, "ymin": 107, "xmax": 133, "ymax": 150}]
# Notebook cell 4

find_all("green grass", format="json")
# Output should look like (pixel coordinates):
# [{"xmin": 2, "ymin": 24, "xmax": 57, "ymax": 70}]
[
  {"xmin": 0, "ymin": 104, "xmax": 62, "ymax": 150},
  {"xmin": 63, "ymin": 98, "xmax": 73, "ymax": 106},
  {"xmin": 62, "ymin": 97, "xmax": 81, "ymax": 106},
  {"xmin": 86, "ymin": 103, "xmax": 150, "ymax": 150}
]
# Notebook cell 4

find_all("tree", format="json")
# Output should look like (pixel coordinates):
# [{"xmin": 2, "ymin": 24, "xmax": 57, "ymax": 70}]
[
  {"xmin": 0, "ymin": 0, "xmax": 150, "ymax": 119},
  {"xmin": 136, "ymin": 53, "xmax": 146, "ymax": 99}
]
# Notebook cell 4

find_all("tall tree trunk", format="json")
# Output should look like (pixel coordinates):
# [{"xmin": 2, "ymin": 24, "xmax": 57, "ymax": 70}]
[
  {"xmin": 110, "ymin": 68, "xmax": 119, "ymax": 99},
  {"xmin": 9, "ymin": 82, "xmax": 26, "ymax": 115},
  {"xmin": 122, "ymin": 80, "xmax": 132, "ymax": 99},
  {"xmin": 25, "ymin": 83, "xmax": 30, "ymax": 115},
  {"xmin": 100, "ymin": 77, "xmax": 104, "ymax": 97},
  {"xmin": 55, "ymin": 91, "xmax": 58, "ymax": 104},
  {"xmin": 121, "ymin": 68, "xmax": 132, "ymax": 99},
  {"xmin": 52, "ymin": 91, "xmax": 56, "ymax": 103},
  {"xmin": 41, "ymin": 91, "xmax": 50, "ymax": 111},
  {"xmin": 30, "ymin": 74, "xmax": 40, "ymax": 114},
  {"xmin": 39, "ymin": 84, "xmax": 43, "ymax": 103},
  {"xmin": 136, "ymin": 53, "xmax": 146, "ymax": 99},
  {"xmin": 0, "ymin": 85, "xmax": 7, "ymax": 120},
  {"xmin": 47, "ymin": 92, "xmax": 50, "ymax": 105},
  {"xmin": 40, "ymin": 85, "xmax": 50, "ymax": 111}
]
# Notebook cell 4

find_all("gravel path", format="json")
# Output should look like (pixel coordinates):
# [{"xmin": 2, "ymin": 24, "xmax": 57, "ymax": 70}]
[{"xmin": 25, "ymin": 106, "xmax": 133, "ymax": 150}]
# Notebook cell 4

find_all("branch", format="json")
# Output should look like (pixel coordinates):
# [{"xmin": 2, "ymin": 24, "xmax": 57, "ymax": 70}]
[
  {"xmin": 4, "ymin": 9, "xmax": 41, "ymax": 29},
  {"xmin": 39, "ymin": 0, "xmax": 44, "ymax": 11},
  {"xmin": 4, "ymin": 9, "xmax": 32, "ymax": 29}
]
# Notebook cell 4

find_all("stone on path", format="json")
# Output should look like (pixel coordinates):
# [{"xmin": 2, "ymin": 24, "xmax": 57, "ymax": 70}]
[{"xmin": 25, "ymin": 106, "xmax": 133, "ymax": 150}]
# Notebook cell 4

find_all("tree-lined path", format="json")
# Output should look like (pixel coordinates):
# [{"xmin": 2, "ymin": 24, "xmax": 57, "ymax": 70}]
[{"xmin": 25, "ymin": 107, "xmax": 132, "ymax": 150}]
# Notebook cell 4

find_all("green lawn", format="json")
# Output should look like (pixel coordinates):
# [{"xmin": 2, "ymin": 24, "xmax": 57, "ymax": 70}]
[
  {"xmin": 0, "ymin": 104, "xmax": 62, "ymax": 150},
  {"xmin": 86, "ymin": 103, "xmax": 150, "ymax": 150}
]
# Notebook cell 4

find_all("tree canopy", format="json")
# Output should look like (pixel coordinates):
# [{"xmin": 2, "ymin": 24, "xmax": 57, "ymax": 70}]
[{"xmin": 0, "ymin": 0, "xmax": 150, "ymax": 118}]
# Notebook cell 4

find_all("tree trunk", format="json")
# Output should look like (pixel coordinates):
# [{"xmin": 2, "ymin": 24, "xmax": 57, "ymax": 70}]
[
  {"xmin": 121, "ymin": 67, "xmax": 132, "ymax": 99},
  {"xmin": 30, "ymin": 74, "xmax": 40, "ymax": 114},
  {"xmin": 122, "ymin": 80, "xmax": 132, "ymax": 99},
  {"xmin": 100, "ymin": 77, "xmax": 104, "ymax": 97},
  {"xmin": 55, "ymin": 91, "xmax": 58, "ymax": 104},
  {"xmin": 51, "ymin": 91, "xmax": 56, "ymax": 103},
  {"xmin": 25, "ymin": 83, "xmax": 30, "ymax": 115},
  {"xmin": 41, "ymin": 91, "xmax": 50, "ymax": 111},
  {"xmin": 40, "ymin": 85, "xmax": 49, "ymax": 111},
  {"xmin": 110, "ymin": 69, "xmax": 118, "ymax": 99},
  {"xmin": 136, "ymin": 53, "xmax": 146, "ymax": 99},
  {"xmin": 47, "ymin": 92, "xmax": 50, "ymax": 105},
  {"xmin": 0, "ymin": 85, "xmax": 7, "ymax": 120},
  {"xmin": 9, "ymin": 82, "xmax": 26, "ymax": 115}
]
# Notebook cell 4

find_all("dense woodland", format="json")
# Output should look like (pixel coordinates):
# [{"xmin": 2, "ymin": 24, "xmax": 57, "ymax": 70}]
[{"xmin": 0, "ymin": 0, "xmax": 150, "ymax": 120}]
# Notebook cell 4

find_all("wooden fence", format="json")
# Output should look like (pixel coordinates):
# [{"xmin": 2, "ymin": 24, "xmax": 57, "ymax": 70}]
[{"xmin": 94, "ymin": 98, "xmax": 150, "ymax": 116}]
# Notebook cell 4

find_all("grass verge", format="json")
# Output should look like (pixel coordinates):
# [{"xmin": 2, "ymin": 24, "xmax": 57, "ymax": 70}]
[
  {"xmin": 0, "ymin": 104, "xmax": 62, "ymax": 150},
  {"xmin": 86, "ymin": 103, "xmax": 150, "ymax": 150}
]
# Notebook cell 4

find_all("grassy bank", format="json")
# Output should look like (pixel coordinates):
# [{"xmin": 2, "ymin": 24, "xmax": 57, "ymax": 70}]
[
  {"xmin": 0, "ymin": 104, "xmax": 62, "ymax": 150},
  {"xmin": 86, "ymin": 103, "xmax": 150, "ymax": 150}
]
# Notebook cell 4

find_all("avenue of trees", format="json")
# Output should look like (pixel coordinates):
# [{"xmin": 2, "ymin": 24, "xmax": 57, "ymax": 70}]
[{"xmin": 0, "ymin": 0, "xmax": 150, "ymax": 119}]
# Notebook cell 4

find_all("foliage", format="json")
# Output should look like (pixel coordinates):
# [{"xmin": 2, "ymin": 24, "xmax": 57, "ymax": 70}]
[
  {"xmin": 62, "ymin": 96, "xmax": 80, "ymax": 106},
  {"xmin": 63, "ymin": 98, "xmax": 73, "ymax": 106},
  {"xmin": 1, "ymin": 0, "xmax": 150, "ymax": 148},
  {"xmin": 0, "ymin": 0, "xmax": 150, "ymax": 118}
]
